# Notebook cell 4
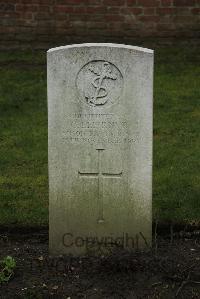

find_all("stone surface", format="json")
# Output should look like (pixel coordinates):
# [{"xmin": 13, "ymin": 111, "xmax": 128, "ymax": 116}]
[{"xmin": 47, "ymin": 43, "xmax": 154, "ymax": 255}]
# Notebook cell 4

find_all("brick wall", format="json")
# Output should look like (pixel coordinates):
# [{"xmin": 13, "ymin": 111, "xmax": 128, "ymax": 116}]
[{"xmin": 0, "ymin": 0, "xmax": 199, "ymax": 49}]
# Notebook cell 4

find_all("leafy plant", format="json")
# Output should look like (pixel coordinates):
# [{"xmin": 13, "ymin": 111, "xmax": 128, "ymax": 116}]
[{"xmin": 0, "ymin": 256, "xmax": 16, "ymax": 283}]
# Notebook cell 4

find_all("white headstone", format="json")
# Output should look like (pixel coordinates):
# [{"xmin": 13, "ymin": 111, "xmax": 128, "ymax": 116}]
[{"xmin": 48, "ymin": 43, "xmax": 153, "ymax": 255}]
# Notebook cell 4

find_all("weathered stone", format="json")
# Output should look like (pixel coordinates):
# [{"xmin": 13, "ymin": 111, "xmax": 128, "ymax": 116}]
[{"xmin": 47, "ymin": 43, "xmax": 154, "ymax": 255}]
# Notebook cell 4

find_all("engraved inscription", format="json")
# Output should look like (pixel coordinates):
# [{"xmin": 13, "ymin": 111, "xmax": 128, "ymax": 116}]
[
  {"xmin": 76, "ymin": 61, "xmax": 123, "ymax": 107},
  {"xmin": 78, "ymin": 149, "xmax": 123, "ymax": 223},
  {"xmin": 62, "ymin": 113, "xmax": 138, "ymax": 146}
]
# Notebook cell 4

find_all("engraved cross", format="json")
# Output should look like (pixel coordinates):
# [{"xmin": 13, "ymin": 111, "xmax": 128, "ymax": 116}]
[{"xmin": 78, "ymin": 149, "xmax": 122, "ymax": 223}]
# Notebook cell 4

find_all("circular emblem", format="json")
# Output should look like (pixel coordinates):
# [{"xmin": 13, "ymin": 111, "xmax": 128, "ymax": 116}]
[{"xmin": 76, "ymin": 60, "xmax": 123, "ymax": 107}]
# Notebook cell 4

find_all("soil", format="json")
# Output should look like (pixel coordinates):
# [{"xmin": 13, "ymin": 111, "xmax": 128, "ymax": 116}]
[{"xmin": 0, "ymin": 228, "xmax": 200, "ymax": 299}]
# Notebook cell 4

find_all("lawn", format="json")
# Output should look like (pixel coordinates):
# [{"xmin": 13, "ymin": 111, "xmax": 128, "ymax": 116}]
[{"xmin": 0, "ymin": 46, "xmax": 199, "ymax": 227}]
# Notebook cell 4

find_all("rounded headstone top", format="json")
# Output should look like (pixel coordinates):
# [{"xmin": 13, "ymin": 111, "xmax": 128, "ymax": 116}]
[{"xmin": 47, "ymin": 43, "xmax": 153, "ymax": 55}]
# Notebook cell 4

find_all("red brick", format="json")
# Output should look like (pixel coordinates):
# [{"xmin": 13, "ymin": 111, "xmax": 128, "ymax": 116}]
[
  {"xmin": 56, "ymin": 0, "xmax": 84, "ymax": 6},
  {"xmin": 108, "ymin": 22, "xmax": 123, "ymax": 29},
  {"xmin": 144, "ymin": 8, "xmax": 155, "ymax": 15},
  {"xmin": 191, "ymin": 8, "xmax": 200, "ymax": 15},
  {"xmin": 0, "ymin": 3, "xmax": 15, "ymax": 11},
  {"xmin": 121, "ymin": 7, "xmax": 143, "ymax": 14},
  {"xmin": 174, "ymin": 15, "xmax": 196, "ymax": 22},
  {"xmin": 36, "ymin": 20, "xmax": 54, "ymax": 27},
  {"xmin": 55, "ymin": 27, "xmax": 74, "ymax": 34},
  {"xmin": 15, "ymin": 4, "xmax": 38, "ymax": 12},
  {"xmin": 23, "ymin": 0, "xmax": 54, "ymax": 3},
  {"xmin": 86, "ymin": 0, "xmax": 102, "ymax": 4},
  {"xmin": 137, "ymin": 0, "xmax": 158, "ymax": 7},
  {"xmin": 107, "ymin": 7, "xmax": 120, "ymax": 13},
  {"xmin": 55, "ymin": 20, "xmax": 71, "ymax": 27},
  {"xmin": 157, "ymin": 8, "xmax": 175, "ymax": 15},
  {"xmin": 139, "ymin": 15, "xmax": 160, "ymax": 21},
  {"xmin": 69, "ymin": 14, "xmax": 88, "ymax": 21},
  {"xmin": 39, "ymin": 6, "xmax": 51, "ymax": 12},
  {"xmin": 0, "ymin": 0, "xmax": 20, "ymax": 3},
  {"xmin": 56, "ymin": 0, "xmax": 83, "ymax": 4},
  {"xmin": 34, "ymin": 12, "xmax": 53, "ymax": 20},
  {"xmin": 157, "ymin": 23, "xmax": 176, "ymax": 30},
  {"xmin": 19, "ymin": 12, "xmax": 33, "ymax": 19},
  {"xmin": 159, "ymin": 15, "xmax": 174, "ymax": 23},
  {"xmin": 0, "ymin": 0, "xmax": 199, "ymax": 49},
  {"xmin": 103, "ymin": 0, "xmax": 125, "ymax": 5},
  {"xmin": 129, "ymin": 8, "xmax": 143, "ymax": 14},
  {"xmin": 142, "ymin": 23, "xmax": 156, "ymax": 30},
  {"xmin": 54, "ymin": 6, "xmax": 74, "ymax": 13},
  {"xmin": 84, "ymin": 14, "xmax": 104, "ymax": 21},
  {"xmin": 0, "ymin": 26, "xmax": 15, "ymax": 33},
  {"xmin": 54, "ymin": 13, "xmax": 69, "ymax": 20},
  {"xmin": 34, "ymin": 27, "xmax": 51, "ymax": 34},
  {"xmin": 105, "ymin": 29, "xmax": 123, "ymax": 36},
  {"xmin": 74, "ymin": 7, "xmax": 86, "ymax": 14},
  {"xmin": 86, "ymin": 6, "xmax": 107, "ymax": 14},
  {"xmin": 104, "ymin": 14, "xmax": 125, "ymax": 21},
  {"xmin": 87, "ymin": 21, "xmax": 107, "ymax": 29},
  {"xmin": 18, "ymin": 26, "xmax": 35, "ymax": 33},
  {"xmin": 175, "ymin": 7, "xmax": 191, "ymax": 15},
  {"xmin": 70, "ymin": 20, "xmax": 86, "ymax": 27},
  {"xmin": 161, "ymin": 0, "xmax": 172, "ymax": 6},
  {"xmin": 174, "ymin": 0, "xmax": 196, "ymax": 6},
  {"xmin": 127, "ymin": 0, "xmax": 137, "ymax": 6},
  {"xmin": 88, "ymin": 28, "xmax": 109, "ymax": 36}
]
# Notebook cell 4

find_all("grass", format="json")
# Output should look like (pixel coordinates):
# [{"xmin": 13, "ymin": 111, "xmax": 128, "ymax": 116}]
[{"xmin": 0, "ymin": 47, "xmax": 199, "ymax": 227}]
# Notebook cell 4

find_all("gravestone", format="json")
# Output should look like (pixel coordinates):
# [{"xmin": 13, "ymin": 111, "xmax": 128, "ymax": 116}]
[{"xmin": 47, "ymin": 43, "xmax": 154, "ymax": 255}]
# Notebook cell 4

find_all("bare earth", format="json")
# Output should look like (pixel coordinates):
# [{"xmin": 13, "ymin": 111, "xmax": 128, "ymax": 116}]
[{"xmin": 0, "ymin": 229, "xmax": 200, "ymax": 299}]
